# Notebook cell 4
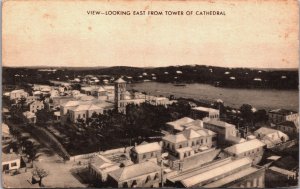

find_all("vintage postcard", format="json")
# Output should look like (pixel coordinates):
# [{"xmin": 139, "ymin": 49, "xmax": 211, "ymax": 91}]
[{"xmin": 2, "ymin": 0, "xmax": 299, "ymax": 188}]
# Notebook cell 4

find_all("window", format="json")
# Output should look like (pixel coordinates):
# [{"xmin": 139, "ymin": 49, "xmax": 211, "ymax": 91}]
[
  {"xmin": 11, "ymin": 162, "xmax": 17, "ymax": 167},
  {"xmin": 83, "ymin": 114, "xmax": 85, "ymax": 118},
  {"xmin": 145, "ymin": 175, "xmax": 151, "ymax": 183},
  {"xmin": 78, "ymin": 114, "xmax": 80, "ymax": 119},
  {"xmin": 179, "ymin": 145, "xmax": 182, "ymax": 148},
  {"xmin": 143, "ymin": 154, "xmax": 147, "ymax": 159},
  {"xmin": 132, "ymin": 180, "xmax": 137, "ymax": 187},
  {"xmin": 123, "ymin": 182, "xmax": 128, "ymax": 188},
  {"xmin": 201, "ymin": 139, "xmax": 203, "ymax": 144}
]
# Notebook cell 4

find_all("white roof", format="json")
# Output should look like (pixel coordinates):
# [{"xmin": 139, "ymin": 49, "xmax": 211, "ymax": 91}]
[
  {"xmin": 183, "ymin": 119, "xmax": 204, "ymax": 130},
  {"xmin": 180, "ymin": 129, "xmax": 201, "ymax": 139},
  {"xmin": 167, "ymin": 117, "xmax": 194, "ymax": 129},
  {"xmin": 224, "ymin": 139, "xmax": 265, "ymax": 155},
  {"xmin": 247, "ymin": 135, "xmax": 256, "ymax": 140},
  {"xmin": 269, "ymin": 166, "xmax": 296, "ymax": 176},
  {"xmin": 103, "ymin": 86, "xmax": 114, "ymax": 90},
  {"xmin": 73, "ymin": 104, "xmax": 102, "ymax": 112},
  {"xmin": 192, "ymin": 106, "xmax": 219, "ymax": 114},
  {"xmin": 23, "ymin": 111, "xmax": 36, "ymax": 118},
  {"xmin": 163, "ymin": 134, "xmax": 187, "ymax": 143},
  {"xmin": 108, "ymin": 161, "xmax": 160, "ymax": 182},
  {"xmin": 267, "ymin": 156, "xmax": 281, "ymax": 161},
  {"xmin": 98, "ymin": 86, "xmax": 106, "ymax": 92},
  {"xmin": 11, "ymin": 89, "xmax": 25, "ymax": 93},
  {"xmin": 196, "ymin": 129, "xmax": 216, "ymax": 137},
  {"xmin": 181, "ymin": 158, "xmax": 252, "ymax": 187},
  {"xmin": 2, "ymin": 123, "xmax": 10, "ymax": 135},
  {"xmin": 114, "ymin": 78, "xmax": 126, "ymax": 83},
  {"xmin": 133, "ymin": 142, "xmax": 161, "ymax": 154},
  {"xmin": 255, "ymin": 127, "xmax": 279, "ymax": 135},
  {"xmin": 79, "ymin": 96, "xmax": 95, "ymax": 101},
  {"xmin": 62, "ymin": 101, "xmax": 80, "ymax": 107},
  {"xmin": 205, "ymin": 120, "xmax": 235, "ymax": 128}
]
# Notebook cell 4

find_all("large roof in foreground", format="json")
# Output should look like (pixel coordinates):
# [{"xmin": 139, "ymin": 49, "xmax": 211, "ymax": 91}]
[
  {"xmin": 224, "ymin": 139, "xmax": 265, "ymax": 155},
  {"xmin": 108, "ymin": 161, "xmax": 160, "ymax": 182},
  {"xmin": 133, "ymin": 142, "xmax": 161, "ymax": 154},
  {"xmin": 180, "ymin": 157, "xmax": 252, "ymax": 187}
]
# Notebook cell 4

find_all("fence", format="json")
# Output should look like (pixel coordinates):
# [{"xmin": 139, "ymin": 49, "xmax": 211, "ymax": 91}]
[{"xmin": 69, "ymin": 146, "xmax": 134, "ymax": 162}]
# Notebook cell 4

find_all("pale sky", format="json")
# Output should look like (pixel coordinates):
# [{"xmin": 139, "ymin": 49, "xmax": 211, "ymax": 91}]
[{"xmin": 3, "ymin": 0, "xmax": 299, "ymax": 68}]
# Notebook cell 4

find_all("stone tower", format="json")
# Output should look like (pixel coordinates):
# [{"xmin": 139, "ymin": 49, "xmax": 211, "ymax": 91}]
[{"xmin": 114, "ymin": 78, "xmax": 127, "ymax": 113}]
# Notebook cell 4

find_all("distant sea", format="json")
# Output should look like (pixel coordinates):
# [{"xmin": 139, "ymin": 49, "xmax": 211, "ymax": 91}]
[{"xmin": 128, "ymin": 82, "xmax": 299, "ymax": 111}]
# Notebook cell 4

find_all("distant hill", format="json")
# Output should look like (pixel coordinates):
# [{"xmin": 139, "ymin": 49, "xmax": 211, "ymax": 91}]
[{"xmin": 2, "ymin": 65, "xmax": 298, "ymax": 90}]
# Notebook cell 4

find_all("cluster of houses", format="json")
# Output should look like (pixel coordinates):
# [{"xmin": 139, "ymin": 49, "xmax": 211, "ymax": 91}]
[
  {"xmin": 2, "ymin": 77, "xmax": 299, "ymax": 188},
  {"xmin": 2, "ymin": 123, "xmax": 22, "ymax": 173},
  {"xmin": 3, "ymin": 78, "xmax": 176, "ymax": 126},
  {"xmin": 86, "ymin": 102, "xmax": 299, "ymax": 188}
]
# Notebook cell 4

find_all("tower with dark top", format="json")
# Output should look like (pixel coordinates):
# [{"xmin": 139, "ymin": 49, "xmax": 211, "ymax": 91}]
[{"xmin": 114, "ymin": 78, "xmax": 127, "ymax": 113}]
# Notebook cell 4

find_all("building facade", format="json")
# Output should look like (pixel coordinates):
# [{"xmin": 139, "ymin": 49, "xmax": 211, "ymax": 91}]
[
  {"xmin": 277, "ymin": 121, "xmax": 299, "ymax": 138},
  {"xmin": 191, "ymin": 106, "xmax": 220, "ymax": 120},
  {"xmin": 268, "ymin": 109, "xmax": 299, "ymax": 124},
  {"xmin": 130, "ymin": 142, "xmax": 162, "ymax": 163},
  {"xmin": 203, "ymin": 120, "xmax": 238, "ymax": 145},
  {"xmin": 29, "ymin": 101, "xmax": 44, "ymax": 113},
  {"xmin": 114, "ymin": 78, "xmax": 127, "ymax": 114},
  {"xmin": 175, "ymin": 157, "xmax": 265, "ymax": 188},
  {"xmin": 254, "ymin": 127, "xmax": 289, "ymax": 148},
  {"xmin": 9, "ymin": 89, "xmax": 28, "ymax": 101},
  {"xmin": 107, "ymin": 161, "xmax": 161, "ymax": 188},
  {"xmin": 224, "ymin": 139, "xmax": 265, "ymax": 165}
]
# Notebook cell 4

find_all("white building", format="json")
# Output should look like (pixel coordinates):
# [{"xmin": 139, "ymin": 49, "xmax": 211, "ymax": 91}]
[
  {"xmin": 2, "ymin": 153, "xmax": 21, "ymax": 172},
  {"xmin": 9, "ymin": 89, "xmax": 28, "ymax": 101},
  {"xmin": 254, "ymin": 127, "xmax": 289, "ymax": 148},
  {"xmin": 191, "ymin": 106, "xmax": 220, "ymax": 120}
]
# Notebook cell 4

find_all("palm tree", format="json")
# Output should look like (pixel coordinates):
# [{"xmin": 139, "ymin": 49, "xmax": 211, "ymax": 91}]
[{"xmin": 25, "ymin": 146, "xmax": 41, "ymax": 167}]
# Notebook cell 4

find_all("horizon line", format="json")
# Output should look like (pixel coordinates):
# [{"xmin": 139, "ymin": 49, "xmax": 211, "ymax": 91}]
[{"xmin": 2, "ymin": 64, "xmax": 299, "ymax": 70}]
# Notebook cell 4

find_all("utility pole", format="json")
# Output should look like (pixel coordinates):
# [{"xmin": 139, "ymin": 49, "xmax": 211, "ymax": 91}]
[{"xmin": 160, "ymin": 159, "xmax": 164, "ymax": 187}]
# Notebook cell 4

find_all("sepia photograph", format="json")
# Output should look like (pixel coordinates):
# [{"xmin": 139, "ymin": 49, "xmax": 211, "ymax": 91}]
[{"xmin": 2, "ymin": 0, "xmax": 299, "ymax": 188}]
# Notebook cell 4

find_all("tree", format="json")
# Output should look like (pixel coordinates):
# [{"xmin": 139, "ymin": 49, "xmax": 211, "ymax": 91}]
[
  {"xmin": 239, "ymin": 104, "xmax": 254, "ymax": 122},
  {"xmin": 76, "ymin": 118, "xmax": 86, "ymax": 128},
  {"xmin": 253, "ymin": 109, "xmax": 268, "ymax": 123},
  {"xmin": 32, "ymin": 166, "xmax": 49, "ymax": 186},
  {"xmin": 25, "ymin": 145, "xmax": 41, "ymax": 167},
  {"xmin": 36, "ymin": 108, "xmax": 52, "ymax": 126}
]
